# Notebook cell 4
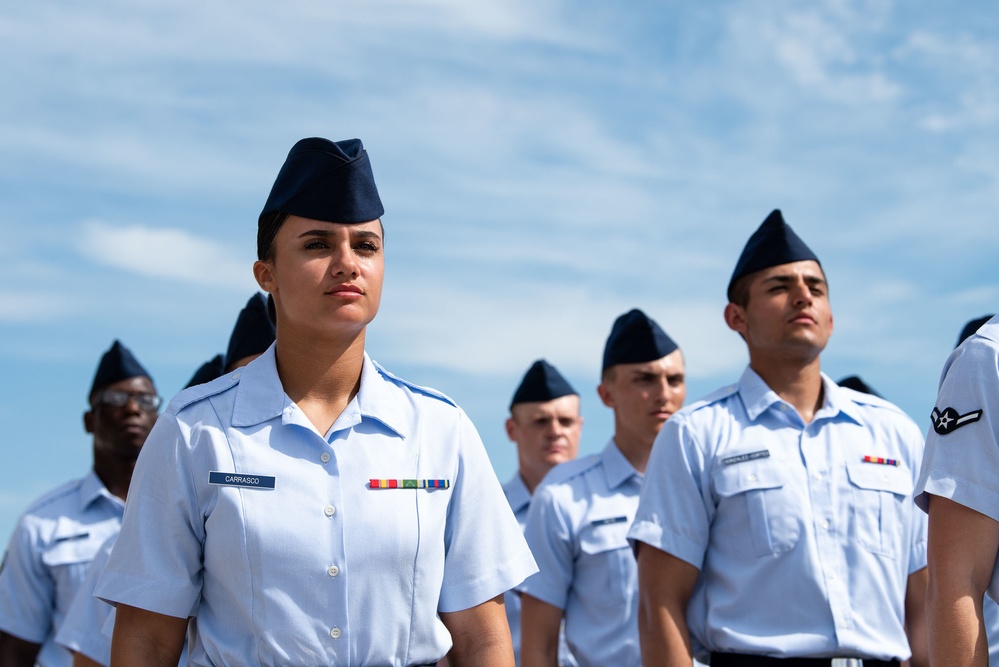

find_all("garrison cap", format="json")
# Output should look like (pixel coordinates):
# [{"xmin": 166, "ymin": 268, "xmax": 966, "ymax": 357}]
[
  {"xmin": 90, "ymin": 340, "xmax": 153, "ymax": 396},
  {"xmin": 185, "ymin": 354, "xmax": 224, "ymax": 389},
  {"xmin": 602, "ymin": 309, "xmax": 679, "ymax": 372},
  {"xmin": 225, "ymin": 293, "xmax": 276, "ymax": 370},
  {"xmin": 728, "ymin": 209, "xmax": 820, "ymax": 301},
  {"xmin": 837, "ymin": 375, "xmax": 882, "ymax": 398},
  {"xmin": 956, "ymin": 315, "xmax": 994, "ymax": 349},
  {"xmin": 257, "ymin": 138, "xmax": 383, "ymax": 259},
  {"xmin": 510, "ymin": 360, "xmax": 577, "ymax": 409}
]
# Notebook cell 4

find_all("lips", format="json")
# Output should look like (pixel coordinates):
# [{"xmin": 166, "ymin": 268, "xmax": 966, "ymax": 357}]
[{"xmin": 326, "ymin": 284, "xmax": 363, "ymax": 297}]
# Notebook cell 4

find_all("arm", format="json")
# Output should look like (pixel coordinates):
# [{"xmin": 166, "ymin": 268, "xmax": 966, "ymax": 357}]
[
  {"xmin": 109, "ymin": 604, "xmax": 186, "ymax": 667},
  {"xmin": 0, "ymin": 632, "xmax": 41, "ymax": 667},
  {"xmin": 904, "ymin": 567, "xmax": 928, "ymax": 667},
  {"xmin": 519, "ymin": 594, "xmax": 563, "ymax": 667},
  {"xmin": 74, "ymin": 652, "xmax": 106, "ymax": 667},
  {"xmin": 925, "ymin": 495, "xmax": 999, "ymax": 667},
  {"xmin": 439, "ymin": 594, "xmax": 514, "ymax": 667},
  {"xmin": 636, "ymin": 543, "xmax": 699, "ymax": 667}
]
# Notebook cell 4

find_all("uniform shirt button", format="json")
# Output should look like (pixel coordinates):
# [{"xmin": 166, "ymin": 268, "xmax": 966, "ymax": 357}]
[
  {"xmin": 320, "ymin": 452, "xmax": 331, "ymax": 464},
  {"xmin": 821, "ymin": 520, "xmax": 830, "ymax": 530},
  {"xmin": 747, "ymin": 474, "xmax": 758, "ymax": 483},
  {"xmin": 324, "ymin": 505, "xmax": 336, "ymax": 517},
  {"xmin": 330, "ymin": 627, "xmax": 341, "ymax": 639},
  {"xmin": 328, "ymin": 565, "xmax": 340, "ymax": 577}
]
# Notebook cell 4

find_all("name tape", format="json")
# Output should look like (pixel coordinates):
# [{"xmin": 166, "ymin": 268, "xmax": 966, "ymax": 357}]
[{"xmin": 208, "ymin": 472, "xmax": 276, "ymax": 489}]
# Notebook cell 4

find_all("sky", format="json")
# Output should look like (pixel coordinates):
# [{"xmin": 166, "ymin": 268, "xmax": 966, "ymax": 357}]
[{"xmin": 1, "ymin": 0, "xmax": 996, "ymax": 541}]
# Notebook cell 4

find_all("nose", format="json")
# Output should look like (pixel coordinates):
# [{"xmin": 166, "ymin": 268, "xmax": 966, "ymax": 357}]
[
  {"xmin": 330, "ymin": 242, "xmax": 359, "ymax": 277},
  {"xmin": 790, "ymin": 279, "xmax": 813, "ymax": 307}
]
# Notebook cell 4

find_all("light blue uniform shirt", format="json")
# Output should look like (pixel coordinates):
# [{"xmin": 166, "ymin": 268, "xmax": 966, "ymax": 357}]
[
  {"xmin": 0, "ymin": 470, "xmax": 124, "ymax": 667},
  {"xmin": 629, "ymin": 368, "xmax": 927, "ymax": 663},
  {"xmin": 502, "ymin": 474, "xmax": 577, "ymax": 667},
  {"xmin": 915, "ymin": 314, "xmax": 999, "ymax": 663},
  {"xmin": 95, "ymin": 347, "xmax": 536, "ymax": 667},
  {"xmin": 519, "ymin": 440, "xmax": 642, "ymax": 667},
  {"xmin": 57, "ymin": 533, "xmax": 190, "ymax": 667}
]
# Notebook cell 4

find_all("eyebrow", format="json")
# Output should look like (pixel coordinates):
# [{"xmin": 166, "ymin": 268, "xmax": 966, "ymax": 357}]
[
  {"xmin": 297, "ymin": 229, "xmax": 382, "ymax": 241},
  {"xmin": 762, "ymin": 274, "xmax": 826, "ymax": 287}
]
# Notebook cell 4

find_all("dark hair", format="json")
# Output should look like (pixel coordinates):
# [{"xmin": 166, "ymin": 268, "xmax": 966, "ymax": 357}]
[
  {"xmin": 257, "ymin": 211, "xmax": 289, "ymax": 261},
  {"xmin": 727, "ymin": 273, "xmax": 753, "ymax": 307}
]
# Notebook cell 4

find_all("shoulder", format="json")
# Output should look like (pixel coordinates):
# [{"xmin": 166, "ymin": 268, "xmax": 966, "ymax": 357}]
[
  {"xmin": 536, "ymin": 454, "xmax": 602, "ymax": 490},
  {"xmin": 370, "ymin": 359, "xmax": 457, "ymax": 408},
  {"xmin": 667, "ymin": 383, "xmax": 741, "ymax": 432},
  {"xmin": 166, "ymin": 371, "xmax": 242, "ymax": 415},
  {"xmin": 18, "ymin": 478, "xmax": 85, "ymax": 519}
]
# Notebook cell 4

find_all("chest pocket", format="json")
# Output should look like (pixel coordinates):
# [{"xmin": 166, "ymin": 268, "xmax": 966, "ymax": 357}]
[
  {"xmin": 846, "ymin": 461, "xmax": 912, "ymax": 559},
  {"xmin": 576, "ymin": 517, "xmax": 635, "ymax": 609},
  {"xmin": 42, "ymin": 530, "xmax": 106, "ymax": 616},
  {"xmin": 712, "ymin": 460, "xmax": 800, "ymax": 559}
]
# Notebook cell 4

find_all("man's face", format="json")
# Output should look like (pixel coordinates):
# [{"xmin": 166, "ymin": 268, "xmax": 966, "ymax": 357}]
[
  {"xmin": 84, "ymin": 376, "xmax": 158, "ymax": 461},
  {"xmin": 726, "ymin": 260, "xmax": 833, "ymax": 360},
  {"xmin": 506, "ymin": 395, "xmax": 582, "ymax": 483},
  {"xmin": 598, "ymin": 350, "xmax": 686, "ymax": 448}
]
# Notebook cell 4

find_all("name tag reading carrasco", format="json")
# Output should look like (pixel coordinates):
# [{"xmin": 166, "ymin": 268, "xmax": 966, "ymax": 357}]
[{"xmin": 209, "ymin": 472, "xmax": 276, "ymax": 490}]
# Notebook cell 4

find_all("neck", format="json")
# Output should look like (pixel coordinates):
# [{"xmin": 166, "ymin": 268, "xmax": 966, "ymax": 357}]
[
  {"xmin": 749, "ymin": 351, "xmax": 824, "ymax": 423},
  {"xmin": 612, "ymin": 428, "xmax": 653, "ymax": 474},
  {"xmin": 275, "ymin": 326, "xmax": 367, "ymax": 435},
  {"xmin": 518, "ymin": 467, "xmax": 544, "ymax": 495},
  {"xmin": 92, "ymin": 456, "xmax": 137, "ymax": 501}
]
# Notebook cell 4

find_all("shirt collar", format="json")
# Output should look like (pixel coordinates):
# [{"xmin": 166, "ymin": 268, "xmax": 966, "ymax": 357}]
[
  {"xmin": 79, "ymin": 470, "xmax": 123, "ymax": 512},
  {"xmin": 231, "ymin": 345, "xmax": 407, "ymax": 439},
  {"xmin": 601, "ymin": 439, "xmax": 641, "ymax": 489},
  {"xmin": 504, "ymin": 474, "xmax": 531, "ymax": 513},
  {"xmin": 737, "ymin": 366, "xmax": 863, "ymax": 426}
]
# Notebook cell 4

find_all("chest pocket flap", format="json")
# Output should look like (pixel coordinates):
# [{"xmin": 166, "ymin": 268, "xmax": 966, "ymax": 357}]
[
  {"xmin": 713, "ymin": 460, "xmax": 786, "ymax": 497},
  {"xmin": 846, "ymin": 461, "xmax": 912, "ymax": 497},
  {"xmin": 579, "ymin": 517, "xmax": 631, "ymax": 555},
  {"xmin": 41, "ymin": 533, "xmax": 99, "ymax": 567}
]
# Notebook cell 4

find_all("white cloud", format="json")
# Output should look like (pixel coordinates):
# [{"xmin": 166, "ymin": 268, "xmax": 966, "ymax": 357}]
[
  {"xmin": 0, "ymin": 290, "xmax": 81, "ymax": 323},
  {"xmin": 76, "ymin": 220, "xmax": 256, "ymax": 290}
]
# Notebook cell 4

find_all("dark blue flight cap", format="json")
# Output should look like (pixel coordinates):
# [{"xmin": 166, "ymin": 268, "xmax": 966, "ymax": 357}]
[
  {"xmin": 728, "ymin": 209, "xmax": 820, "ymax": 301},
  {"xmin": 837, "ymin": 375, "xmax": 881, "ymax": 398},
  {"xmin": 602, "ymin": 309, "xmax": 679, "ymax": 371},
  {"xmin": 258, "ymin": 137, "xmax": 384, "ymax": 259},
  {"xmin": 185, "ymin": 354, "xmax": 224, "ymax": 389},
  {"xmin": 225, "ymin": 293, "xmax": 276, "ymax": 370},
  {"xmin": 510, "ymin": 360, "xmax": 578, "ymax": 409},
  {"xmin": 89, "ymin": 340, "xmax": 153, "ymax": 396},
  {"xmin": 956, "ymin": 315, "xmax": 994, "ymax": 349}
]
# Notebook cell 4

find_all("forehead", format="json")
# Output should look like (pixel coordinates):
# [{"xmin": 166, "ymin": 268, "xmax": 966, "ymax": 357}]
[
  {"xmin": 282, "ymin": 215, "xmax": 383, "ymax": 238},
  {"xmin": 751, "ymin": 260, "xmax": 825, "ymax": 285},
  {"xmin": 612, "ymin": 349, "xmax": 685, "ymax": 377},
  {"xmin": 511, "ymin": 394, "xmax": 580, "ymax": 419},
  {"xmin": 98, "ymin": 376, "xmax": 156, "ymax": 395}
]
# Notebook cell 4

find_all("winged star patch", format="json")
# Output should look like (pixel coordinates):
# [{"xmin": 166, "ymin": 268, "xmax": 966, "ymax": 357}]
[{"xmin": 931, "ymin": 406, "xmax": 983, "ymax": 435}]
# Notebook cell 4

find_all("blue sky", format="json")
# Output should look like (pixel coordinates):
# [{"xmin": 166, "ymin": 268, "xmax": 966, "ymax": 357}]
[{"xmin": 1, "ymin": 0, "xmax": 996, "ymax": 540}]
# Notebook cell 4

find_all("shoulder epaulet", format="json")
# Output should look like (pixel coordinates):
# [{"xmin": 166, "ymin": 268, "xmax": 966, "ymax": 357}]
[
  {"xmin": 683, "ymin": 383, "xmax": 740, "ymax": 415},
  {"xmin": 371, "ymin": 359, "xmax": 457, "ymax": 407},
  {"xmin": 538, "ymin": 454, "xmax": 602, "ymax": 487},
  {"xmin": 837, "ymin": 385, "xmax": 907, "ymax": 416},
  {"xmin": 167, "ymin": 371, "xmax": 242, "ymax": 413},
  {"xmin": 22, "ymin": 478, "xmax": 82, "ymax": 513}
]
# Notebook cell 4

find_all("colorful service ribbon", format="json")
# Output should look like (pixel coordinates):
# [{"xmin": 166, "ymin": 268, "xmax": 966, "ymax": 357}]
[
  {"xmin": 862, "ymin": 455, "xmax": 898, "ymax": 466},
  {"xmin": 369, "ymin": 479, "xmax": 451, "ymax": 489}
]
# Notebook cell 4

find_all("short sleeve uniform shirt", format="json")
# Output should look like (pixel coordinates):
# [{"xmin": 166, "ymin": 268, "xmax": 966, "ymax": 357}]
[
  {"xmin": 0, "ymin": 471, "xmax": 124, "ymax": 667},
  {"xmin": 95, "ymin": 347, "xmax": 536, "ymax": 667},
  {"xmin": 503, "ymin": 474, "xmax": 577, "ymax": 667},
  {"xmin": 629, "ymin": 368, "xmax": 927, "ymax": 662},
  {"xmin": 915, "ymin": 314, "xmax": 999, "ymax": 655},
  {"xmin": 519, "ymin": 441, "xmax": 642, "ymax": 667}
]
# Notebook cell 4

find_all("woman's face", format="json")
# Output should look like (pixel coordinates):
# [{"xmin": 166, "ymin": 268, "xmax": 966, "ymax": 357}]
[{"xmin": 253, "ymin": 215, "xmax": 384, "ymax": 339}]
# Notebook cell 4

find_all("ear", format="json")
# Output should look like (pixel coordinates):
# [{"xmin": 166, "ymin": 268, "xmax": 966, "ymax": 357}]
[
  {"xmin": 724, "ymin": 303, "xmax": 747, "ymax": 334},
  {"xmin": 83, "ymin": 410, "xmax": 94, "ymax": 435},
  {"xmin": 253, "ymin": 260, "xmax": 275, "ymax": 294},
  {"xmin": 596, "ymin": 383, "xmax": 614, "ymax": 409},
  {"xmin": 504, "ymin": 418, "xmax": 517, "ymax": 443}
]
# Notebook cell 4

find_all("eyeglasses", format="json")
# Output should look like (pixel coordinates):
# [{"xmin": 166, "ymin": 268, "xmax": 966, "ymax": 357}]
[{"xmin": 93, "ymin": 390, "xmax": 162, "ymax": 412}]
